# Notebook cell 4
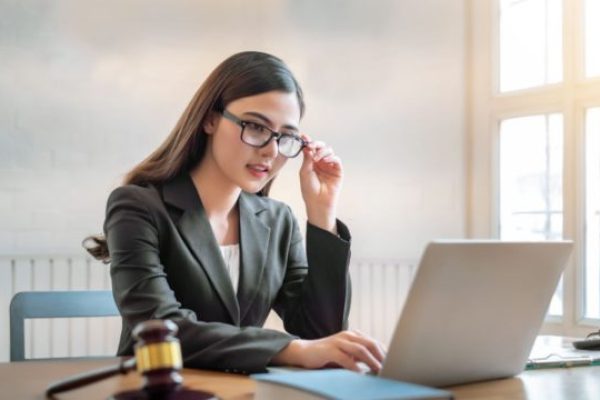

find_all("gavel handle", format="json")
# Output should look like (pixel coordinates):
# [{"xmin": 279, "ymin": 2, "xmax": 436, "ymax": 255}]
[{"xmin": 46, "ymin": 357, "xmax": 136, "ymax": 397}]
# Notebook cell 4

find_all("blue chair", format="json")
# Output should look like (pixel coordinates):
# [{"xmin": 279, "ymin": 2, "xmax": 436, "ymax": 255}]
[{"xmin": 9, "ymin": 290, "xmax": 119, "ymax": 361}]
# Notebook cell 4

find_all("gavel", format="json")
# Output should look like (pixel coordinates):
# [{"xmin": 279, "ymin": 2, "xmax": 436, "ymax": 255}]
[{"xmin": 46, "ymin": 319, "xmax": 217, "ymax": 399}]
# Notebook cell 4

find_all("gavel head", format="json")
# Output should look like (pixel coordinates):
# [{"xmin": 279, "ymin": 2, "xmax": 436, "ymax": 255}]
[
  {"xmin": 133, "ymin": 319, "xmax": 183, "ymax": 394},
  {"xmin": 113, "ymin": 320, "xmax": 216, "ymax": 400}
]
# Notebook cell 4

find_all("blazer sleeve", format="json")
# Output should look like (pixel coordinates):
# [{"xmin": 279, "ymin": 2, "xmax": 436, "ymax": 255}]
[
  {"xmin": 105, "ymin": 186, "xmax": 294, "ymax": 373},
  {"xmin": 272, "ymin": 207, "xmax": 352, "ymax": 338}
]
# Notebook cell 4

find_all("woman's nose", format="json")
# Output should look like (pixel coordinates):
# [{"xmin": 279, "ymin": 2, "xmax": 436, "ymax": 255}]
[{"xmin": 259, "ymin": 137, "xmax": 279, "ymax": 158}]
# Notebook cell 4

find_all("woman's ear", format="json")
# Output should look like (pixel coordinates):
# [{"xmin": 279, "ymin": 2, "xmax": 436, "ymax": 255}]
[{"xmin": 202, "ymin": 112, "xmax": 219, "ymax": 135}]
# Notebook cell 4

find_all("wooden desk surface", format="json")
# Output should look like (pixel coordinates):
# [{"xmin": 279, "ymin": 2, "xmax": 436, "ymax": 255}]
[{"xmin": 1, "ymin": 358, "xmax": 599, "ymax": 399}]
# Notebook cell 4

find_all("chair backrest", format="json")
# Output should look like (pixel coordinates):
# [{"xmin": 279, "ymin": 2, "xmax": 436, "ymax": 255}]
[{"xmin": 9, "ymin": 290, "xmax": 119, "ymax": 361}]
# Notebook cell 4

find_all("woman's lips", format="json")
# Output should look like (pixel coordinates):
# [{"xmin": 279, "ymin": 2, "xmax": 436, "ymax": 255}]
[{"xmin": 246, "ymin": 163, "xmax": 270, "ymax": 178}]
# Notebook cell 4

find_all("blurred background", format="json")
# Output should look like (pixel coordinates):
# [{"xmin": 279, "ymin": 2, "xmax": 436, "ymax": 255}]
[
  {"xmin": 0, "ymin": 0, "xmax": 466, "ymax": 260},
  {"xmin": 0, "ymin": 0, "xmax": 600, "ymax": 368},
  {"xmin": 10, "ymin": 0, "xmax": 599, "ymax": 362},
  {"xmin": 0, "ymin": 0, "xmax": 466, "ymax": 361}
]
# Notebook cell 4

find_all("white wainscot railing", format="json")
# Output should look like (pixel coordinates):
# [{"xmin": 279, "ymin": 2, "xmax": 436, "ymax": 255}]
[
  {"xmin": 0, "ymin": 256, "xmax": 415, "ymax": 362},
  {"xmin": 0, "ymin": 255, "xmax": 119, "ymax": 362}
]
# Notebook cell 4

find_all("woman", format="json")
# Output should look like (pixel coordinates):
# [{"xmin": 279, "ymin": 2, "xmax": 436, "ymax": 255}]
[{"xmin": 87, "ymin": 51, "xmax": 383, "ymax": 374}]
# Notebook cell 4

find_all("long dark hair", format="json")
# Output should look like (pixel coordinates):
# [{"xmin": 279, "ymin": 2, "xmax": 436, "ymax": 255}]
[{"xmin": 84, "ymin": 51, "xmax": 305, "ymax": 262}]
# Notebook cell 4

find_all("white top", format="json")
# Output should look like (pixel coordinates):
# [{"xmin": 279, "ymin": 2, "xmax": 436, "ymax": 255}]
[{"xmin": 219, "ymin": 244, "xmax": 240, "ymax": 294}]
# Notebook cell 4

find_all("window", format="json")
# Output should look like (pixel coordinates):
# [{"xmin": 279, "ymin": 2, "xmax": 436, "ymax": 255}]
[
  {"xmin": 499, "ymin": 114, "xmax": 563, "ymax": 241},
  {"xmin": 585, "ymin": 0, "xmax": 600, "ymax": 77},
  {"xmin": 499, "ymin": 0, "xmax": 562, "ymax": 92},
  {"xmin": 585, "ymin": 107, "xmax": 600, "ymax": 319},
  {"xmin": 500, "ymin": 114, "xmax": 564, "ymax": 316},
  {"xmin": 470, "ymin": 0, "xmax": 600, "ymax": 336}
]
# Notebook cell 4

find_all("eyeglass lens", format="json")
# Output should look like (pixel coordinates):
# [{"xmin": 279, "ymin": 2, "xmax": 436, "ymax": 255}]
[{"xmin": 242, "ymin": 123, "xmax": 303, "ymax": 157}]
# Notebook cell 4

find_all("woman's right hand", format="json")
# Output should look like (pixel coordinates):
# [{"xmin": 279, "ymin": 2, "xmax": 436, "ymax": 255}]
[{"xmin": 271, "ymin": 330, "xmax": 386, "ymax": 373}]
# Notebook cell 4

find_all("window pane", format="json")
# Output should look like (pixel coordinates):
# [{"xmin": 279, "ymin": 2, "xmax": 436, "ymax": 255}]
[
  {"xmin": 500, "ymin": 114, "xmax": 563, "ymax": 239},
  {"xmin": 500, "ymin": 114, "xmax": 564, "ymax": 316},
  {"xmin": 585, "ymin": 0, "xmax": 600, "ymax": 77},
  {"xmin": 585, "ymin": 107, "xmax": 600, "ymax": 319},
  {"xmin": 500, "ymin": 0, "xmax": 563, "ymax": 92}
]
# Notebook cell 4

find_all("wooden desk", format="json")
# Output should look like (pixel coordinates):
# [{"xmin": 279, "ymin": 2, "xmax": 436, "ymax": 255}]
[{"xmin": 1, "ymin": 358, "xmax": 599, "ymax": 399}]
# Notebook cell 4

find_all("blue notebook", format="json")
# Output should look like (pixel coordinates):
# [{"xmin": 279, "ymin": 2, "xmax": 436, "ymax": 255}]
[{"xmin": 252, "ymin": 369, "xmax": 453, "ymax": 400}]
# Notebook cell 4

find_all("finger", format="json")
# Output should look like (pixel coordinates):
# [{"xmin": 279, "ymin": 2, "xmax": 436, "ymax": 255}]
[
  {"xmin": 338, "ymin": 341, "xmax": 382, "ymax": 373},
  {"xmin": 342, "ymin": 331, "xmax": 386, "ymax": 363},
  {"xmin": 372, "ymin": 340, "xmax": 387, "ymax": 361},
  {"xmin": 300, "ymin": 145, "xmax": 315, "ymax": 172},
  {"xmin": 366, "ymin": 341, "xmax": 386, "ymax": 364},
  {"xmin": 341, "ymin": 329, "xmax": 368, "ymax": 340},
  {"xmin": 301, "ymin": 136, "xmax": 315, "ymax": 153},
  {"xmin": 315, "ymin": 159, "xmax": 342, "ymax": 174},
  {"xmin": 314, "ymin": 159, "xmax": 343, "ymax": 179},
  {"xmin": 330, "ymin": 349, "xmax": 361, "ymax": 372},
  {"xmin": 341, "ymin": 342, "xmax": 381, "ymax": 373},
  {"xmin": 299, "ymin": 136, "xmax": 316, "ymax": 167},
  {"xmin": 360, "ymin": 338, "xmax": 386, "ymax": 363},
  {"xmin": 321, "ymin": 154, "xmax": 339, "ymax": 162},
  {"xmin": 307, "ymin": 140, "xmax": 326, "ymax": 152},
  {"xmin": 301, "ymin": 133, "xmax": 312, "ymax": 143},
  {"xmin": 318, "ymin": 155, "xmax": 342, "ymax": 169},
  {"xmin": 314, "ymin": 146, "xmax": 334, "ymax": 162}
]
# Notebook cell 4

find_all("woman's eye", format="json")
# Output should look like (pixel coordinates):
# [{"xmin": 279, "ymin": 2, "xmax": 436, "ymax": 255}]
[{"xmin": 246, "ymin": 122, "xmax": 266, "ymax": 132}]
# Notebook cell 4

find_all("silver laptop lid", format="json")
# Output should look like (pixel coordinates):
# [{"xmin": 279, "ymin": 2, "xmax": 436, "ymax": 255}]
[{"xmin": 380, "ymin": 240, "xmax": 573, "ymax": 387}]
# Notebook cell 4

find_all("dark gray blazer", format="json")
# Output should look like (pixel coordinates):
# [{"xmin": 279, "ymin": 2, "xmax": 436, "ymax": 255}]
[{"xmin": 104, "ymin": 174, "xmax": 351, "ymax": 373}]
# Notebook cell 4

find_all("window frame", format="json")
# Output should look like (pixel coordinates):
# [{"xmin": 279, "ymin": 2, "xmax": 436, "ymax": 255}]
[{"xmin": 468, "ymin": 0, "xmax": 600, "ymax": 336}]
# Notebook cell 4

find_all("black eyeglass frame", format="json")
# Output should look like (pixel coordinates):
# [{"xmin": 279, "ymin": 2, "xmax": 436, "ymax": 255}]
[{"xmin": 221, "ymin": 109, "xmax": 308, "ymax": 158}]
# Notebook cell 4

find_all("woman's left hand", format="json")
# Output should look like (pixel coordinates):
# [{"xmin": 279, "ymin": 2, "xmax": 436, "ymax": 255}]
[{"xmin": 299, "ymin": 135, "xmax": 343, "ymax": 233}]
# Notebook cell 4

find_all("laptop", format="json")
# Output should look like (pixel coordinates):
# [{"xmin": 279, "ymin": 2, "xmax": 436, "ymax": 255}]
[{"xmin": 379, "ymin": 240, "xmax": 573, "ymax": 387}]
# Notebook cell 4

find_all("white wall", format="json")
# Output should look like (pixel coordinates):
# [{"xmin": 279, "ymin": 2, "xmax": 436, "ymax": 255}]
[{"xmin": 0, "ymin": 0, "xmax": 466, "ymax": 261}]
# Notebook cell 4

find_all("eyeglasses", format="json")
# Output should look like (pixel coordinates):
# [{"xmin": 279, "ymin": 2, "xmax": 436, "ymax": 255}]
[{"xmin": 221, "ymin": 109, "xmax": 308, "ymax": 158}]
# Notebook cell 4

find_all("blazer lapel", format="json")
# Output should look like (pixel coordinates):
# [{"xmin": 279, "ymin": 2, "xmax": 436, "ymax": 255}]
[
  {"xmin": 162, "ymin": 175, "xmax": 240, "ymax": 325},
  {"xmin": 237, "ymin": 192, "xmax": 271, "ymax": 321}
]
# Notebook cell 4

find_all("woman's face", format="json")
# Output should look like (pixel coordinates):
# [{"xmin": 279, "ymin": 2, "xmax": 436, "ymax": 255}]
[{"xmin": 205, "ymin": 90, "xmax": 301, "ymax": 194}]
